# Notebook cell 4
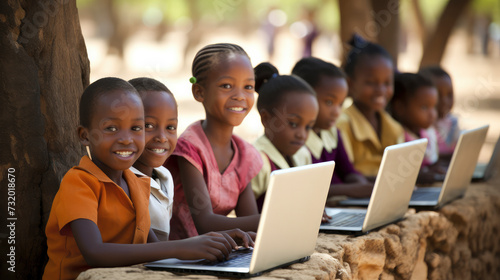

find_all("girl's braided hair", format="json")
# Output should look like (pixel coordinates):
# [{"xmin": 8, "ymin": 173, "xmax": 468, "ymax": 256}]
[{"xmin": 191, "ymin": 43, "xmax": 250, "ymax": 84}]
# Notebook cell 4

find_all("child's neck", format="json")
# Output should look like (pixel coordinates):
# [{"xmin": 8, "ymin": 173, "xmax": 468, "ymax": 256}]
[
  {"xmin": 405, "ymin": 125, "xmax": 422, "ymax": 137},
  {"xmin": 201, "ymin": 119, "xmax": 234, "ymax": 148},
  {"xmin": 354, "ymin": 102, "xmax": 382, "ymax": 137},
  {"xmin": 93, "ymin": 160, "xmax": 131, "ymax": 197},
  {"xmin": 91, "ymin": 159, "xmax": 130, "ymax": 196},
  {"xmin": 313, "ymin": 126, "xmax": 322, "ymax": 135},
  {"xmin": 201, "ymin": 119, "xmax": 235, "ymax": 173},
  {"xmin": 284, "ymin": 155, "xmax": 295, "ymax": 167},
  {"xmin": 353, "ymin": 101, "xmax": 379, "ymax": 124},
  {"xmin": 132, "ymin": 162, "xmax": 154, "ymax": 178}
]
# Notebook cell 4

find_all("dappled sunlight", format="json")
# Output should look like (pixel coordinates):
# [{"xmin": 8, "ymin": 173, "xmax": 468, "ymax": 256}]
[{"xmin": 78, "ymin": 3, "xmax": 500, "ymax": 162}]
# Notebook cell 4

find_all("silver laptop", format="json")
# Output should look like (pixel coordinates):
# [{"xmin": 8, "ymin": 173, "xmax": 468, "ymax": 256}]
[
  {"xmin": 409, "ymin": 125, "xmax": 489, "ymax": 207},
  {"xmin": 472, "ymin": 135, "xmax": 500, "ymax": 182},
  {"xmin": 320, "ymin": 139, "xmax": 427, "ymax": 234},
  {"xmin": 145, "ymin": 161, "xmax": 335, "ymax": 277}
]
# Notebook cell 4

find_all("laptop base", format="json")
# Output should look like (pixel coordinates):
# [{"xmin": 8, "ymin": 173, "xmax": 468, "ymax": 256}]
[
  {"xmin": 146, "ymin": 256, "xmax": 310, "ymax": 278},
  {"xmin": 319, "ymin": 217, "xmax": 406, "ymax": 236}
]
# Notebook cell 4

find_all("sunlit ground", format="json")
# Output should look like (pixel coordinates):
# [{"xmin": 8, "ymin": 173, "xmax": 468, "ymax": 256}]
[{"xmin": 81, "ymin": 19, "xmax": 500, "ymax": 162}]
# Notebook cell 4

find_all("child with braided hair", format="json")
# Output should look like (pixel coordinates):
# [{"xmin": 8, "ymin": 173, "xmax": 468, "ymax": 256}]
[{"xmin": 164, "ymin": 43, "xmax": 263, "ymax": 240}]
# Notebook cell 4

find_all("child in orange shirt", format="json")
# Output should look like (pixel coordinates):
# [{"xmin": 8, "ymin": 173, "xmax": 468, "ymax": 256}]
[{"xmin": 43, "ymin": 77, "xmax": 253, "ymax": 280}]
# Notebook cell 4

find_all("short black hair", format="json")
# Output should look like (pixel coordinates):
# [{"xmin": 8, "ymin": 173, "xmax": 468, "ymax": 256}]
[
  {"xmin": 343, "ymin": 34, "xmax": 393, "ymax": 78},
  {"xmin": 79, "ymin": 77, "xmax": 139, "ymax": 128},
  {"xmin": 254, "ymin": 62, "xmax": 315, "ymax": 113},
  {"xmin": 418, "ymin": 65, "xmax": 451, "ymax": 81},
  {"xmin": 292, "ymin": 57, "xmax": 345, "ymax": 88},
  {"xmin": 128, "ymin": 77, "xmax": 172, "ymax": 94},
  {"xmin": 392, "ymin": 72, "xmax": 435, "ymax": 106}
]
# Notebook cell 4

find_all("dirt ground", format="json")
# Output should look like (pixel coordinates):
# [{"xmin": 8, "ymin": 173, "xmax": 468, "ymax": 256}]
[{"xmin": 81, "ymin": 22, "xmax": 500, "ymax": 163}]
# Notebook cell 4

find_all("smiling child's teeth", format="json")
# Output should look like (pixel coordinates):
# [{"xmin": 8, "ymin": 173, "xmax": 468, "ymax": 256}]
[
  {"xmin": 229, "ymin": 107, "xmax": 244, "ymax": 112},
  {"xmin": 115, "ymin": 151, "xmax": 132, "ymax": 157},
  {"xmin": 151, "ymin": 149, "xmax": 166, "ymax": 153}
]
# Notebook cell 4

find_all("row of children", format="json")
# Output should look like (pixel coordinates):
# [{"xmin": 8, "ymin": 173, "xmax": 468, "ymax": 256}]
[{"xmin": 43, "ymin": 38, "xmax": 459, "ymax": 279}]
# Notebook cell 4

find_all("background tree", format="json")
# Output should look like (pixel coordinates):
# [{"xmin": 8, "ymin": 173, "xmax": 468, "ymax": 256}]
[
  {"xmin": 418, "ymin": 0, "xmax": 473, "ymax": 67},
  {"xmin": 0, "ymin": 1, "xmax": 89, "ymax": 279}
]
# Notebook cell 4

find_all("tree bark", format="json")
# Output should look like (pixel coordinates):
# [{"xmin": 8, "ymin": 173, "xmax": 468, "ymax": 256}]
[
  {"xmin": 337, "ymin": 0, "xmax": 374, "ymax": 63},
  {"xmin": 371, "ymin": 0, "xmax": 400, "ymax": 67},
  {"xmin": 410, "ymin": 0, "xmax": 427, "ymax": 46},
  {"xmin": 419, "ymin": 0, "xmax": 472, "ymax": 67},
  {"xmin": 338, "ymin": 0, "xmax": 399, "ymax": 67},
  {"xmin": 0, "ymin": 1, "xmax": 89, "ymax": 279}
]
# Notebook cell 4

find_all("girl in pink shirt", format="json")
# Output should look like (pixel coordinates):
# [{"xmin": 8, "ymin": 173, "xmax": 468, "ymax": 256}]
[{"xmin": 165, "ymin": 43, "xmax": 263, "ymax": 240}]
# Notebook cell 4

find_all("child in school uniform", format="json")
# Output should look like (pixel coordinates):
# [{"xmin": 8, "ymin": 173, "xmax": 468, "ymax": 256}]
[
  {"xmin": 164, "ymin": 43, "xmax": 263, "ymax": 240},
  {"xmin": 250, "ymin": 62, "xmax": 319, "ymax": 211},
  {"xmin": 43, "ymin": 77, "xmax": 253, "ymax": 280},
  {"xmin": 336, "ymin": 35, "xmax": 404, "ymax": 178},
  {"xmin": 127, "ymin": 77, "xmax": 177, "ymax": 241},
  {"xmin": 389, "ymin": 72, "xmax": 444, "ymax": 183},
  {"xmin": 419, "ymin": 66, "xmax": 460, "ymax": 160},
  {"xmin": 292, "ymin": 57, "xmax": 373, "ymax": 199}
]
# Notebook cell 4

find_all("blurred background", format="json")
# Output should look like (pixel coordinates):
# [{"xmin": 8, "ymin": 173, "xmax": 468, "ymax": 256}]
[{"xmin": 76, "ymin": 0, "xmax": 500, "ymax": 161}]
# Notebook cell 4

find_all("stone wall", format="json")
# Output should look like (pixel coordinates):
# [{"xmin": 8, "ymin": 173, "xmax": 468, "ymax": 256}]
[{"xmin": 77, "ymin": 178, "xmax": 500, "ymax": 280}]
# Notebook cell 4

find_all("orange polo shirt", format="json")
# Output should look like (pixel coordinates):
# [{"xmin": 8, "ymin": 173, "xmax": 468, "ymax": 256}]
[{"xmin": 43, "ymin": 156, "xmax": 151, "ymax": 280}]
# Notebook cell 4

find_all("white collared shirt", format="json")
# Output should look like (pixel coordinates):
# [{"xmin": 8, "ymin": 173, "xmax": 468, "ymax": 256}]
[{"xmin": 130, "ymin": 166, "xmax": 174, "ymax": 241}]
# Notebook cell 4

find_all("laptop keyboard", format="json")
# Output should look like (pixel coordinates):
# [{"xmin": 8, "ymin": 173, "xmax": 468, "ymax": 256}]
[
  {"xmin": 411, "ymin": 191, "xmax": 439, "ymax": 201},
  {"xmin": 327, "ymin": 212, "xmax": 365, "ymax": 227},
  {"xmin": 213, "ymin": 248, "xmax": 252, "ymax": 267}
]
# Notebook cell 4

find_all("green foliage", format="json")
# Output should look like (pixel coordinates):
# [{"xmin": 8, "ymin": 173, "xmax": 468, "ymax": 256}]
[
  {"xmin": 76, "ymin": 0, "xmax": 340, "ymax": 30},
  {"xmin": 417, "ymin": 0, "xmax": 448, "ymax": 27},
  {"xmin": 472, "ymin": 0, "xmax": 500, "ymax": 22}
]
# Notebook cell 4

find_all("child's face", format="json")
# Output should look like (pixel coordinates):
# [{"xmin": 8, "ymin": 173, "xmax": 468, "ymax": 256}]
[
  {"xmin": 134, "ymin": 91, "xmax": 177, "ymax": 171},
  {"xmin": 196, "ymin": 53, "xmax": 255, "ymax": 127},
  {"xmin": 313, "ymin": 76, "xmax": 348, "ymax": 131},
  {"xmin": 348, "ymin": 55, "xmax": 393, "ymax": 113},
  {"xmin": 404, "ymin": 86, "xmax": 438, "ymax": 130},
  {"xmin": 434, "ymin": 75, "xmax": 454, "ymax": 119},
  {"xmin": 80, "ymin": 90, "xmax": 145, "ymax": 175},
  {"xmin": 263, "ymin": 92, "xmax": 318, "ymax": 157}
]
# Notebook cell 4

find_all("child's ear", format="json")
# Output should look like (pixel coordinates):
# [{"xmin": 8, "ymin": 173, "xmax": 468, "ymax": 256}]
[
  {"xmin": 259, "ymin": 109, "xmax": 272, "ymax": 126},
  {"xmin": 77, "ymin": 126, "xmax": 90, "ymax": 146},
  {"xmin": 192, "ymin": 84, "xmax": 205, "ymax": 103}
]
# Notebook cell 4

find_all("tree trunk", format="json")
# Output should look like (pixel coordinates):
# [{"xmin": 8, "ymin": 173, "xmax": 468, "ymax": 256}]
[
  {"xmin": 419, "ymin": 0, "xmax": 472, "ymax": 67},
  {"xmin": 0, "ymin": 1, "xmax": 89, "ymax": 279},
  {"xmin": 371, "ymin": 0, "xmax": 400, "ymax": 67},
  {"xmin": 337, "ymin": 0, "xmax": 399, "ymax": 67},
  {"xmin": 410, "ymin": 0, "xmax": 427, "ymax": 46},
  {"xmin": 337, "ymin": 0, "xmax": 374, "ymax": 63}
]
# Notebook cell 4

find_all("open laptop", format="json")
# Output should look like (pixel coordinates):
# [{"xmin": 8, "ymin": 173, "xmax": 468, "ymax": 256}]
[
  {"xmin": 145, "ymin": 161, "xmax": 335, "ymax": 277},
  {"xmin": 472, "ymin": 135, "xmax": 500, "ymax": 182},
  {"xmin": 407, "ymin": 125, "xmax": 489, "ymax": 208},
  {"xmin": 321, "ymin": 139, "xmax": 427, "ymax": 234}
]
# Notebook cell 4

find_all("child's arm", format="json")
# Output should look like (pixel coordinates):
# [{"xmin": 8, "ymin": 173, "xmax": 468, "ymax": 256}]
[
  {"xmin": 178, "ymin": 157, "xmax": 261, "ymax": 234},
  {"xmin": 328, "ymin": 131, "xmax": 374, "ymax": 198},
  {"xmin": 234, "ymin": 183, "xmax": 259, "ymax": 216},
  {"xmin": 70, "ymin": 218, "xmax": 247, "ymax": 267}
]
